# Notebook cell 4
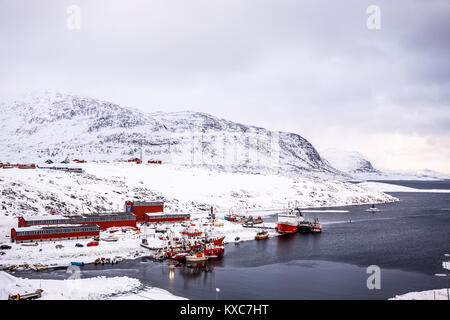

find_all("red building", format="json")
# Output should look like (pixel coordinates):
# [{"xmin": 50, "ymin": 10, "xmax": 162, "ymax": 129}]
[
  {"xmin": 18, "ymin": 164, "xmax": 36, "ymax": 169},
  {"xmin": 128, "ymin": 158, "xmax": 141, "ymax": 164},
  {"xmin": 11, "ymin": 224, "xmax": 100, "ymax": 243},
  {"xmin": 18, "ymin": 213, "xmax": 136, "ymax": 230},
  {"xmin": 144, "ymin": 212, "xmax": 190, "ymax": 224},
  {"xmin": 124, "ymin": 201, "xmax": 164, "ymax": 222}
]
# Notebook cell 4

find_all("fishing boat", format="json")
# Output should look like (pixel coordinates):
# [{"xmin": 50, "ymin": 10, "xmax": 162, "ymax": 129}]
[
  {"xmin": 224, "ymin": 214, "xmax": 237, "ymax": 222},
  {"xmin": 253, "ymin": 216, "xmax": 263, "ymax": 224},
  {"xmin": 255, "ymin": 230, "xmax": 269, "ymax": 240},
  {"xmin": 203, "ymin": 244, "xmax": 224, "ymax": 258},
  {"xmin": 180, "ymin": 226, "xmax": 203, "ymax": 236},
  {"xmin": 208, "ymin": 236, "xmax": 225, "ymax": 246},
  {"xmin": 243, "ymin": 221, "xmax": 254, "ymax": 227},
  {"xmin": 277, "ymin": 208, "xmax": 305, "ymax": 234},
  {"xmin": 170, "ymin": 252, "xmax": 189, "ymax": 260},
  {"xmin": 297, "ymin": 220, "xmax": 311, "ymax": 233},
  {"xmin": 310, "ymin": 217, "xmax": 322, "ymax": 233},
  {"xmin": 185, "ymin": 252, "xmax": 208, "ymax": 262}
]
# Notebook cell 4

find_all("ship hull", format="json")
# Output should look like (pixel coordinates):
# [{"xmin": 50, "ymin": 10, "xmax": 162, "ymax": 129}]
[{"xmin": 277, "ymin": 223, "xmax": 298, "ymax": 234}]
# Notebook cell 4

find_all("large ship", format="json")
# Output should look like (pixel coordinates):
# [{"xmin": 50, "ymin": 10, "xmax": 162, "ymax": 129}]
[{"xmin": 277, "ymin": 208, "xmax": 305, "ymax": 234}]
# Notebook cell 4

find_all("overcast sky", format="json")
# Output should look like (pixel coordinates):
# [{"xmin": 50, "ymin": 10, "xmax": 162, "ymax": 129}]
[{"xmin": 0, "ymin": 0, "xmax": 449, "ymax": 173}]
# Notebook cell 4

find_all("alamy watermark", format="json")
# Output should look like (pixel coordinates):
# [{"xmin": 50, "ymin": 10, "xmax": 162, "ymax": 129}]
[
  {"xmin": 66, "ymin": 264, "xmax": 82, "ymax": 293},
  {"xmin": 366, "ymin": 265, "xmax": 381, "ymax": 289},
  {"xmin": 366, "ymin": 5, "xmax": 381, "ymax": 30},
  {"xmin": 67, "ymin": 5, "xmax": 81, "ymax": 30}
]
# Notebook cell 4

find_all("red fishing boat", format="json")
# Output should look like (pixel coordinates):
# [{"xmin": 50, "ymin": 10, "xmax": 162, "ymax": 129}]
[
  {"xmin": 203, "ymin": 244, "xmax": 224, "ymax": 258},
  {"xmin": 209, "ymin": 236, "xmax": 225, "ymax": 246},
  {"xmin": 180, "ymin": 226, "xmax": 203, "ymax": 236},
  {"xmin": 277, "ymin": 208, "xmax": 304, "ymax": 234},
  {"xmin": 310, "ymin": 217, "xmax": 322, "ymax": 233}
]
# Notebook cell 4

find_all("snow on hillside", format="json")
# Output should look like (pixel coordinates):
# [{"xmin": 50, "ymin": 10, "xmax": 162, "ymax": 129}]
[
  {"xmin": 0, "ymin": 162, "xmax": 397, "ymax": 221},
  {"xmin": 320, "ymin": 148, "xmax": 379, "ymax": 174},
  {"xmin": 320, "ymin": 148, "xmax": 450, "ymax": 181},
  {"xmin": 0, "ymin": 90, "xmax": 338, "ymax": 177}
]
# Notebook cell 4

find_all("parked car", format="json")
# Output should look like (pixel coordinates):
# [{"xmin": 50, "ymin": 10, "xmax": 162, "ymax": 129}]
[
  {"xmin": 0, "ymin": 251, "xmax": 5, "ymax": 255},
  {"xmin": 75, "ymin": 243, "xmax": 84, "ymax": 247},
  {"xmin": 55, "ymin": 244, "xmax": 64, "ymax": 249},
  {"xmin": 0, "ymin": 245, "xmax": 12, "ymax": 250},
  {"xmin": 87, "ymin": 241, "xmax": 99, "ymax": 247}
]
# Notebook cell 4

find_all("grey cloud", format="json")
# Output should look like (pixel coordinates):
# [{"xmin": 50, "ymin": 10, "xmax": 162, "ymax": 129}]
[{"xmin": 0, "ymin": 0, "xmax": 449, "ymax": 171}]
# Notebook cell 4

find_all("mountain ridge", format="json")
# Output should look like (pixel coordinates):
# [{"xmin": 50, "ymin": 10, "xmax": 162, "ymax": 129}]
[{"xmin": 0, "ymin": 90, "xmax": 339, "ymax": 177}]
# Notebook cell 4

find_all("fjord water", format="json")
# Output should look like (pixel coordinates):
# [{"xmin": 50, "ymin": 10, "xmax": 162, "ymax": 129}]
[{"xmin": 17, "ymin": 181, "xmax": 450, "ymax": 299}]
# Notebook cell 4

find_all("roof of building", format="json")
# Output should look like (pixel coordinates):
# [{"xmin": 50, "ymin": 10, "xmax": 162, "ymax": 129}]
[
  {"xmin": 13, "ymin": 224, "xmax": 100, "ymax": 232},
  {"xmin": 21, "ymin": 212, "xmax": 136, "ymax": 221},
  {"xmin": 145, "ymin": 212, "xmax": 190, "ymax": 216},
  {"xmin": 21, "ymin": 215, "xmax": 68, "ymax": 221},
  {"xmin": 133, "ymin": 201, "xmax": 164, "ymax": 206}
]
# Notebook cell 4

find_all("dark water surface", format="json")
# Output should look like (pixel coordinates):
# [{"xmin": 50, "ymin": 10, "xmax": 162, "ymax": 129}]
[{"xmin": 15, "ymin": 181, "xmax": 450, "ymax": 299}]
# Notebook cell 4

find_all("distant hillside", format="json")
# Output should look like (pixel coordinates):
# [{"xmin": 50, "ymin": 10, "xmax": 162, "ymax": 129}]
[{"xmin": 0, "ymin": 90, "xmax": 339, "ymax": 177}]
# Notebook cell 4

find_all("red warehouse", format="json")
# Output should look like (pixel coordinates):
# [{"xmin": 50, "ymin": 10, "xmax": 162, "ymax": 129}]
[
  {"xmin": 18, "ymin": 213, "xmax": 136, "ymax": 230},
  {"xmin": 124, "ymin": 201, "xmax": 164, "ymax": 222},
  {"xmin": 11, "ymin": 224, "xmax": 100, "ymax": 243},
  {"xmin": 144, "ymin": 212, "xmax": 190, "ymax": 224}
]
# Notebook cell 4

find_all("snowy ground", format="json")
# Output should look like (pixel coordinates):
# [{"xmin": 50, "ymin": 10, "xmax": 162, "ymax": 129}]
[
  {"xmin": 0, "ymin": 162, "xmax": 399, "ymax": 298},
  {"xmin": 359, "ymin": 181, "xmax": 450, "ymax": 193},
  {"xmin": 390, "ymin": 289, "xmax": 450, "ymax": 300},
  {"xmin": 0, "ymin": 162, "xmax": 397, "ymax": 218},
  {"xmin": 0, "ymin": 271, "xmax": 185, "ymax": 300},
  {"xmin": 0, "ymin": 162, "xmax": 397, "ymax": 267}
]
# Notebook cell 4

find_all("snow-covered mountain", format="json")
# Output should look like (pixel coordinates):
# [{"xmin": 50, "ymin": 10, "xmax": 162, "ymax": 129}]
[
  {"xmin": 320, "ymin": 148, "xmax": 379, "ymax": 175},
  {"xmin": 0, "ymin": 90, "xmax": 337, "ymax": 177},
  {"xmin": 320, "ymin": 148, "xmax": 450, "ymax": 180}
]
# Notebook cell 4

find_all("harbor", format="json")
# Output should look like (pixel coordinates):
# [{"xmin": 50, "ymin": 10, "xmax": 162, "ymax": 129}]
[{"xmin": 4, "ymin": 182, "xmax": 450, "ymax": 299}]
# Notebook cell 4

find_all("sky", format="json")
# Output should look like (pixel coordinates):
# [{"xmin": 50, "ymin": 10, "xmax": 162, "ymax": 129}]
[{"xmin": 0, "ymin": 0, "xmax": 449, "ymax": 173}]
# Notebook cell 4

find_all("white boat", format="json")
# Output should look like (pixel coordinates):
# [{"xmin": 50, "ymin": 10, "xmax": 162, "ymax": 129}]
[
  {"xmin": 185, "ymin": 252, "xmax": 208, "ymax": 262},
  {"xmin": 102, "ymin": 236, "xmax": 119, "ymax": 242},
  {"xmin": 367, "ymin": 204, "xmax": 380, "ymax": 212}
]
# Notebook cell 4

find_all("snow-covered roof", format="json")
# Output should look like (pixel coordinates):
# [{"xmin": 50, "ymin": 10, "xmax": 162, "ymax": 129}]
[
  {"xmin": 145, "ymin": 212, "xmax": 189, "ymax": 216},
  {"xmin": 133, "ymin": 201, "xmax": 164, "ymax": 206},
  {"xmin": 14, "ymin": 224, "xmax": 98, "ymax": 232},
  {"xmin": 21, "ymin": 215, "xmax": 68, "ymax": 221}
]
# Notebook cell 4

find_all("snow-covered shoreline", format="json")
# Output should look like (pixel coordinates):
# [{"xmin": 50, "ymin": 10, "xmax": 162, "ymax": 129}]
[
  {"xmin": 390, "ymin": 288, "xmax": 450, "ymax": 300},
  {"xmin": 0, "ymin": 271, "xmax": 186, "ymax": 300},
  {"xmin": 358, "ymin": 181, "xmax": 450, "ymax": 193},
  {"xmin": 0, "ymin": 218, "xmax": 277, "ymax": 269}
]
